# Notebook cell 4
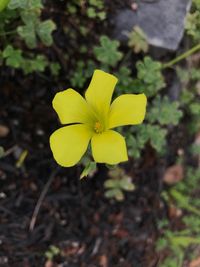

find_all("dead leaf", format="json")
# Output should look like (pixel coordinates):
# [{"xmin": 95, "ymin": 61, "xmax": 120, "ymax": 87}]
[
  {"xmin": 195, "ymin": 132, "xmax": 200, "ymax": 145},
  {"xmin": 99, "ymin": 255, "xmax": 108, "ymax": 267},
  {"xmin": 168, "ymin": 204, "xmax": 183, "ymax": 219},
  {"xmin": 131, "ymin": 2, "xmax": 138, "ymax": 11},
  {"xmin": 189, "ymin": 256, "xmax": 200, "ymax": 267},
  {"xmin": 45, "ymin": 260, "xmax": 54, "ymax": 267},
  {"xmin": 163, "ymin": 165, "xmax": 184, "ymax": 185},
  {"xmin": 0, "ymin": 125, "xmax": 9, "ymax": 138}
]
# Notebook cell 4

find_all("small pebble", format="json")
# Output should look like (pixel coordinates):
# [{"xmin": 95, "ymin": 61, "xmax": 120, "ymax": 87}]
[{"xmin": 131, "ymin": 2, "xmax": 138, "ymax": 11}]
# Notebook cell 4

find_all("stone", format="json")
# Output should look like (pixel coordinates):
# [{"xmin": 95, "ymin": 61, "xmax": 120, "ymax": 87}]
[{"xmin": 112, "ymin": 0, "xmax": 192, "ymax": 50}]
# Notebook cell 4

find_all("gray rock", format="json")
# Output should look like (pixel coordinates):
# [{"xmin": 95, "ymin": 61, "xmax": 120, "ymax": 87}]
[{"xmin": 112, "ymin": 0, "xmax": 192, "ymax": 50}]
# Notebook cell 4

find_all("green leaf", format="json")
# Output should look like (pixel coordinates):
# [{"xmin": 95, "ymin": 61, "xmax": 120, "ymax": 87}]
[
  {"xmin": 0, "ymin": 0, "xmax": 10, "ymax": 12},
  {"xmin": 87, "ymin": 7, "xmax": 96, "ymax": 18},
  {"xmin": 30, "ymin": 55, "xmax": 48, "ymax": 72},
  {"xmin": 170, "ymin": 235, "xmax": 200, "ymax": 248},
  {"xmin": 37, "ymin": 20, "xmax": 56, "ymax": 46},
  {"xmin": 119, "ymin": 177, "xmax": 135, "ymax": 191},
  {"xmin": 105, "ymin": 188, "xmax": 124, "ymax": 201},
  {"xmin": 20, "ymin": 9, "xmax": 40, "ymax": 24},
  {"xmin": 136, "ymin": 56, "xmax": 165, "ymax": 97},
  {"xmin": 136, "ymin": 124, "xmax": 167, "ymax": 153},
  {"xmin": 3, "ymin": 45, "xmax": 23, "ymax": 68},
  {"xmin": 8, "ymin": 0, "xmax": 43, "ymax": 10},
  {"xmin": 80, "ymin": 161, "xmax": 97, "ymax": 179},
  {"xmin": 17, "ymin": 23, "xmax": 37, "ymax": 49},
  {"xmin": 0, "ymin": 146, "xmax": 4, "ymax": 158},
  {"xmin": 50, "ymin": 62, "xmax": 61, "ymax": 76},
  {"xmin": 170, "ymin": 189, "xmax": 200, "ymax": 216},
  {"xmin": 147, "ymin": 125, "xmax": 167, "ymax": 153},
  {"xmin": 70, "ymin": 60, "xmax": 95, "ymax": 88},
  {"xmin": 128, "ymin": 26, "xmax": 148, "ymax": 53},
  {"xmin": 126, "ymin": 134, "xmax": 141, "ymax": 159},
  {"xmin": 104, "ymin": 179, "xmax": 119, "ymax": 189},
  {"xmin": 115, "ymin": 66, "xmax": 133, "ymax": 93},
  {"xmin": 148, "ymin": 96, "xmax": 183, "ymax": 125},
  {"xmin": 180, "ymin": 89, "xmax": 194, "ymax": 104},
  {"xmin": 189, "ymin": 102, "xmax": 200, "ymax": 115},
  {"xmin": 185, "ymin": 11, "xmax": 200, "ymax": 43},
  {"xmin": 21, "ymin": 55, "xmax": 48, "ymax": 74},
  {"xmin": 93, "ymin": 35, "xmax": 123, "ymax": 67}
]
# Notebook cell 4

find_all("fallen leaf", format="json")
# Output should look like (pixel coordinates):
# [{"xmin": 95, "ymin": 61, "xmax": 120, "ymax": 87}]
[
  {"xmin": 168, "ymin": 204, "xmax": 183, "ymax": 219},
  {"xmin": 0, "ymin": 125, "xmax": 9, "ymax": 138},
  {"xmin": 131, "ymin": 2, "xmax": 138, "ymax": 11},
  {"xmin": 163, "ymin": 165, "xmax": 184, "ymax": 185},
  {"xmin": 99, "ymin": 255, "xmax": 108, "ymax": 267},
  {"xmin": 45, "ymin": 260, "xmax": 54, "ymax": 267},
  {"xmin": 189, "ymin": 256, "xmax": 200, "ymax": 267}
]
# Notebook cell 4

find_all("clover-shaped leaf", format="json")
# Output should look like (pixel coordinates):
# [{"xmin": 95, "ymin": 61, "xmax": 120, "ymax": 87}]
[
  {"xmin": 17, "ymin": 23, "xmax": 37, "ymax": 49},
  {"xmin": 3, "ymin": 45, "xmax": 23, "ymax": 68},
  {"xmin": 146, "ymin": 125, "xmax": 167, "ymax": 153},
  {"xmin": 8, "ymin": 0, "xmax": 42, "ymax": 10},
  {"xmin": 94, "ymin": 35, "xmax": 123, "ymax": 67},
  {"xmin": 37, "ymin": 20, "xmax": 56, "ymax": 46},
  {"xmin": 147, "ymin": 96, "xmax": 183, "ymax": 125},
  {"xmin": 136, "ymin": 56, "xmax": 165, "ymax": 97},
  {"xmin": 30, "ymin": 55, "xmax": 48, "ymax": 72},
  {"xmin": 128, "ymin": 26, "xmax": 149, "ymax": 54},
  {"xmin": 104, "ymin": 167, "xmax": 135, "ymax": 201}
]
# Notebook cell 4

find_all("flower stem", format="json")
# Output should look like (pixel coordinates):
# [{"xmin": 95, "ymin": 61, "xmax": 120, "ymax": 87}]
[{"xmin": 162, "ymin": 43, "xmax": 200, "ymax": 69}]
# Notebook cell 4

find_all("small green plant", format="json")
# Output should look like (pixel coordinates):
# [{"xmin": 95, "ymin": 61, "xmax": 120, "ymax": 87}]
[
  {"xmin": 185, "ymin": 0, "xmax": 200, "ymax": 43},
  {"xmin": 135, "ymin": 56, "xmax": 166, "ymax": 97},
  {"xmin": 7, "ymin": 0, "xmax": 56, "ymax": 48},
  {"xmin": 87, "ymin": 0, "xmax": 106, "ymax": 20},
  {"xmin": 45, "ymin": 245, "xmax": 60, "ymax": 261},
  {"xmin": 93, "ymin": 35, "xmax": 123, "ymax": 67},
  {"xmin": 157, "ymin": 167, "xmax": 200, "ymax": 266},
  {"xmin": 147, "ymin": 96, "xmax": 183, "ymax": 126},
  {"xmin": 0, "ymin": 0, "xmax": 58, "ymax": 76},
  {"xmin": 128, "ymin": 26, "xmax": 149, "ymax": 54},
  {"xmin": 70, "ymin": 60, "xmax": 95, "ymax": 88},
  {"xmin": 104, "ymin": 167, "xmax": 135, "ymax": 201},
  {"xmin": 1, "ymin": 44, "xmax": 60, "ymax": 74}
]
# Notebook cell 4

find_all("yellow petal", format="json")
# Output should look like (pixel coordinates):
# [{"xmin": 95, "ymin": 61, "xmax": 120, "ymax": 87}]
[
  {"xmin": 109, "ymin": 94, "xmax": 147, "ymax": 129},
  {"xmin": 53, "ymin": 89, "xmax": 93, "ymax": 124},
  {"xmin": 85, "ymin": 70, "xmax": 118, "ymax": 117},
  {"xmin": 50, "ymin": 124, "xmax": 92, "ymax": 167},
  {"xmin": 91, "ymin": 130, "xmax": 128, "ymax": 164}
]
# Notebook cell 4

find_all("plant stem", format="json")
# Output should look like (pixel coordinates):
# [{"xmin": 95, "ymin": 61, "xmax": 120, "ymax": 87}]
[
  {"xmin": 0, "ymin": 30, "xmax": 17, "ymax": 36},
  {"xmin": 162, "ymin": 43, "xmax": 200, "ymax": 69}
]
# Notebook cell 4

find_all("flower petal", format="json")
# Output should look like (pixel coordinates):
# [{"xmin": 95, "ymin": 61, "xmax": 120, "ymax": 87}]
[
  {"xmin": 85, "ymin": 70, "xmax": 118, "ymax": 116},
  {"xmin": 108, "ymin": 94, "xmax": 147, "ymax": 129},
  {"xmin": 50, "ymin": 124, "xmax": 92, "ymax": 167},
  {"xmin": 53, "ymin": 89, "xmax": 93, "ymax": 124},
  {"xmin": 91, "ymin": 130, "xmax": 128, "ymax": 164}
]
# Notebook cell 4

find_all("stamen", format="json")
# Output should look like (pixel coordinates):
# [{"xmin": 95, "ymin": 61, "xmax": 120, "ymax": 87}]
[{"xmin": 94, "ymin": 121, "xmax": 103, "ymax": 133}]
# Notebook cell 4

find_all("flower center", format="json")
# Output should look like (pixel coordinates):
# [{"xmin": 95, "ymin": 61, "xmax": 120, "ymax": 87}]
[{"xmin": 94, "ymin": 121, "xmax": 103, "ymax": 133}]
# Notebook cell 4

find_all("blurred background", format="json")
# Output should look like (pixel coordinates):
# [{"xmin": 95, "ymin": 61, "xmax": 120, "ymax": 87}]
[{"xmin": 0, "ymin": 0, "xmax": 200, "ymax": 266}]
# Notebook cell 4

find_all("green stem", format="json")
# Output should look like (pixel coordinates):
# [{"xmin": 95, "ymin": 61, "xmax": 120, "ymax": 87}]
[
  {"xmin": 162, "ymin": 43, "xmax": 200, "ymax": 69},
  {"xmin": 0, "ymin": 30, "xmax": 17, "ymax": 36}
]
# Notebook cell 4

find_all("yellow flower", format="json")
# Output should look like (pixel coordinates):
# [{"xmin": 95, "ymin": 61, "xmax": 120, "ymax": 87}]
[{"xmin": 50, "ymin": 70, "xmax": 147, "ymax": 167}]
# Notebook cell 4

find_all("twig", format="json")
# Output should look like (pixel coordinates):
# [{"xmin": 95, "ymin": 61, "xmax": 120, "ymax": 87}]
[
  {"xmin": 29, "ymin": 167, "xmax": 60, "ymax": 231},
  {"xmin": 2, "ymin": 145, "xmax": 17, "ymax": 158}
]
